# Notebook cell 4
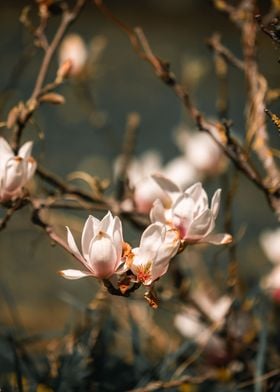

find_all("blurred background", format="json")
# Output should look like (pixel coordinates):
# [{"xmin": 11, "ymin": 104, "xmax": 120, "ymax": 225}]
[{"xmin": 0, "ymin": 1, "xmax": 279, "ymax": 388}]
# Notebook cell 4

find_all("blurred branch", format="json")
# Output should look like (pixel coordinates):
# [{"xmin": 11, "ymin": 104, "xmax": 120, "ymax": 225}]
[
  {"xmin": 128, "ymin": 372, "xmax": 214, "ymax": 392},
  {"xmin": 115, "ymin": 112, "xmax": 140, "ymax": 201},
  {"xmin": 11, "ymin": 0, "xmax": 87, "ymax": 152},
  {"xmin": 94, "ymin": 0, "xmax": 280, "ymax": 219},
  {"xmin": 0, "ymin": 199, "xmax": 25, "ymax": 231}
]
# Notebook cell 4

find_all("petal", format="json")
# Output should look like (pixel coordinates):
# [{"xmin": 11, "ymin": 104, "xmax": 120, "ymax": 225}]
[
  {"xmin": 112, "ymin": 216, "xmax": 123, "ymax": 261},
  {"xmin": 100, "ymin": 211, "xmax": 113, "ymax": 234},
  {"xmin": 150, "ymin": 258, "xmax": 170, "ymax": 283},
  {"xmin": 88, "ymin": 233, "xmax": 118, "ymax": 278},
  {"xmin": 81, "ymin": 216, "xmax": 95, "ymax": 259},
  {"xmin": 3, "ymin": 158, "xmax": 25, "ymax": 193},
  {"xmin": 18, "ymin": 141, "xmax": 33, "ymax": 159},
  {"xmin": 211, "ymin": 189, "xmax": 221, "ymax": 219},
  {"xmin": 150, "ymin": 199, "xmax": 166, "ymax": 223},
  {"xmin": 187, "ymin": 209, "xmax": 213, "ymax": 240},
  {"xmin": 0, "ymin": 137, "xmax": 13, "ymax": 160},
  {"xmin": 172, "ymin": 194, "xmax": 195, "ymax": 222},
  {"xmin": 152, "ymin": 173, "xmax": 181, "ymax": 193},
  {"xmin": 200, "ymin": 233, "xmax": 232, "ymax": 245},
  {"xmin": 66, "ymin": 226, "xmax": 84, "ymax": 262},
  {"xmin": 163, "ymin": 156, "xmax": 198, "ymax": 189},
  {"xmin": 184, "ymin": 182, "xmax": 203, "ymax": 200},
  {"xmin": 60, "ymin": 269, "xmax": 92, "ymax": 279},
  {"xmin": 139, "ymin": 222, "xmax": 165, "ymax": 254},
  {"xmin": 152, "ymin": 173, "xmax": 181, "ymax": 203}
]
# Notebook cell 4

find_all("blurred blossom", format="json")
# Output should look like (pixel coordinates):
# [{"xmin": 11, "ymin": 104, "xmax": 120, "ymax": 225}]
[
  {"xmin": 163, "ymin": 156, "xmax": 198, "ymax": 189},
  {"xmin": 0, "ymin": 137, "xmax": 36, "ymax": 202},
  {"xmin": 175, "ymin": 126, "xmax": 227, "ymax": 176},
  {"xmin": 60, "ymin": 211, "xmax": 125, "ymax": 280},
  {"xmin": 130, "ymin": 222, "xmax": 180, "ymax": 285},
  {"xmin": 260, "ymin": 227, "xmax": 280, "ymax": 264},
  {"xmin": 58, "ymin": 33, "xmax": 88, "ymax": 77},
  {"xmin": 150, "ymin": 174, "xmax": 232, "ymax": 245},
  {"xmin": 174, "ymin": 308, "xmax": 228, "ymax": 364},
  {"xmin": 116, "ymin": 150, "xmax": 198, "ymax": 213},
  {"xmin": 125, "ymin": 151, "xmax": 166, "ymax": 213},
  {"xmin": 261, "ymin": 265, "xmax": 280, "ymax": 303},
  {"xmin": 191, "ymin": 288, "xmax": 232, "ymax": 323}
]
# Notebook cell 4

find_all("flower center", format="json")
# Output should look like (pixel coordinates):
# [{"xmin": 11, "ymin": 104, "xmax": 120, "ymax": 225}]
[{"xmin": 136, "ymin": 262, "xmax": 152, "ymax": 284}]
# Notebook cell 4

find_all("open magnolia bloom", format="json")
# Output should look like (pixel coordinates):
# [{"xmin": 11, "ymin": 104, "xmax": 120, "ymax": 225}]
[
  {"xmin": 0, "ymin": 137, "xmax": 37, "ymax": 203},
  {"xmin": 130, "ymin": 222, "xmax": 180, "ymax": 286},
  {"xmin": 60, "ymin": 212, "xmax": 125, "ymax": 280},
  {"xmin": 150, "ymin": 174, "xmax": 232, "ymax": 245}
]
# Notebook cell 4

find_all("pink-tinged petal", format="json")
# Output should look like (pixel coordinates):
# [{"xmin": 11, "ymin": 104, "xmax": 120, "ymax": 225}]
[
  {"xmin": 18, "ymin": 141, "xmax": 33, "ymax": 159},
  {"xmin": 88, "ymin": 233, "xmax": 118, "ymax": 278},
  {"xmin": 60, "ymin": 269, "xmax": 92, "ymax": 279},
  {"xmin": 3, "ymin": 158, "xmax": 25, "ymax": 192},
  {"xmin": 184, "ymin": 182, "xmax": 202, "ymax": 200},
  {"xmin": 100, "ymin": 211, "xmax": 113, "ymax": 234},
  {"xmin": 81, "ymin": 215, "xmax": 95, "ymax": 259},
  {"xmin": 112, "ymin": 216, "xmax": 123, "ymax": 261},
  {"xmin": 200, "ymin": 233, "xmax": 232, "ymax": 245},
  {"xmin": 150, "ymin": 199, "xmax": 166, "ymax": 223},
  {"xmin": 187, "ymin": 209, "xmax": 213, "ymax": 240},
  {"xmin": 173, "ymin": 194, "xmax": 195, "ymax": 222},
  {"xmin": 150, "ymin": 256, "xmax": 171, "ymax": 283},
  {"xmin": 210, "ymin": 189, "xmax": 221, "ymax": 219},
  {"xmin": 139, "ymin": 222, "xmax": 165, "ymax": 254},
  {"xmin": 159, "ymin": 227, "xmax": 180, "ymax": 259},
  {"xmin": 152, "ymin": 173, "xmax": 181, "ymax": 193},
  {"xmin": 66, "ymin": 226, "xmax": 84, "ymax": 263},
  {"xmin": 0, "ymin": 137, "xmax": 13, "ymax": 160}
]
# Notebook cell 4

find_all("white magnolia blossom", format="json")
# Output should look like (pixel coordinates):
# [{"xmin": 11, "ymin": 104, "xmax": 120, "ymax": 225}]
[
  {"xmin": 59, "ymin": 33, "xmax": 88, "ymax": 77},
  {"xmin": 61, "ymin": 212, "xmax": 125, "ymax": 280},
  {"xmin": 0, "ymin": 137, "xmax": 36, "ymax": 202},
  {"xmin": 150, "ymin": 174, "xmax": 232, "ymax": 245},
  {"xmin": 175, "ymin": 126, "xmax": 227, "ymax": 176},
  {"xmin": 260, "ymin": 228, "xmax": 280, "ymax": 265},
  {"xmin": 130, "ymin": 222, "xmax": 180, "ymax": 285}
]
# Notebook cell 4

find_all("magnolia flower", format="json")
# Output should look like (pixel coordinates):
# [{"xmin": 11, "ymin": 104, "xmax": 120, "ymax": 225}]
[
  {"xmin": 0, "ymin": 137, "xmax": 36, "ymax": 202},
  {"xmin": 150, "ymin": 174, "xmax": 232, "ymax": 245},
  {"xmin": 175, "ymin": 127, "xmax": 227, "ymax": 176},
  {"xmin": 58, "ymin": 33, "xmax": 88, "ymax": 77},
  {"xmin": 60, "ymin": 212, "xmax": 125, "ymax": 280},
  {"xmin": 130, "ymin": 222, "xmax": 180, "ymax": 285},
  {"xmin": 260, "ymin": 228, "xmax": 280, "ymax": 265}
]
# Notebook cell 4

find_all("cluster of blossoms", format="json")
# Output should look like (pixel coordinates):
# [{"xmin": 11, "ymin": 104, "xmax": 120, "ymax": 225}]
[
  {"xmin": 61, "ymin": 175, "xmax": 232, "ymax": 292},
  {"xmin": 117, "ymin": 127, "xmax": 227, "ymax": 214},
  {"xmin": 0, "ymin": 137, "xmax": 36, "ymax": 203}
]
